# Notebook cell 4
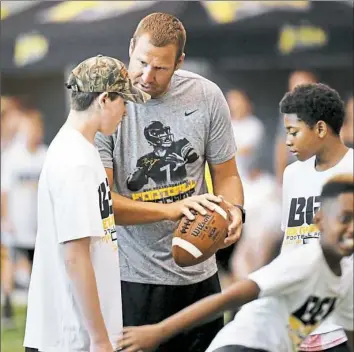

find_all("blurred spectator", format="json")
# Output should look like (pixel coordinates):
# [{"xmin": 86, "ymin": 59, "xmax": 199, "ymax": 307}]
[
  {"xmin": 274, "ymin": 70, "xmax": 317, "ymax": 184},
  {"xmin": 231, "ymin": 152, "xmax": 282, "ymax": 282},
  {"xmin": 227, "ymin": 89, "xmax": 264, "ymax": 177},
  {"xmin": 1, "ymin": 96, "xmax": 26, "ymax": 151},
  {"xmin": 1, "ymin": 110, "xmax": 47, "ymax": 328},
  {"xmin": 340, "ymin": 95, "xmax": 353, "ymax": 148}
]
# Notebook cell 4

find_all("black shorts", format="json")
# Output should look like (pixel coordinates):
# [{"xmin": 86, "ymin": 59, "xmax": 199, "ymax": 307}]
[
  {"xmin": 213, "ymin": 346, "xmax": 269, "ymax": 352},
  {"xmin": 216, "ymin": 244, "xmax": 235, "ymax": 273},
  {"xmin": 121, "ymin": 273, "xmax": 224, "ymax": 352}
]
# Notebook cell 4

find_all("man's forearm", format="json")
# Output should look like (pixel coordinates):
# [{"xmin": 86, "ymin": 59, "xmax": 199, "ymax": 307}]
[
  {"xmin": 64, "ymin": 238, "xmax": 110, "ymax": 345},
  {"xmin": 111, "ymin": 192, "xmax": 169, "ymax": 225},
  {"xmin": 213, "ymin": 175, "xmax": 244, "ymax": 206},
  {"xmin": 159, "ymin": 279, "xmax": 259, "ymax": 343}
]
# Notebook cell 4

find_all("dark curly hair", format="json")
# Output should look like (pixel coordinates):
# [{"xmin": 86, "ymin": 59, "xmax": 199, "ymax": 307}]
[{"xmin": 279, "ymin": 83, "xmax": 345, "ymax": 135}]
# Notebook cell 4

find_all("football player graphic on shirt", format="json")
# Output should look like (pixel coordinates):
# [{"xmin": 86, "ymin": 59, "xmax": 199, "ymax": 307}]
[{"xmin": 127, "ymin": 121, "xmax": 199, "ymax": 192}]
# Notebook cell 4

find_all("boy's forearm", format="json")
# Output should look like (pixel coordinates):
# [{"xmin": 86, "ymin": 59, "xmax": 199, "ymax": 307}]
[
  {"xmin": 111, "ymin": 191, "xmax": 169, "ymax": 225},
  {"xmin": 159, "ymin": 279, "xmax": 260, "ymax": 342},
  {"xmin": 64, "ymin": 238, "xmax": 110, "ymax": 345}
]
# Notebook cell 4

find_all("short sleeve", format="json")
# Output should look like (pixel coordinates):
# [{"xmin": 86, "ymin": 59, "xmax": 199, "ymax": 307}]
[
  {"xmin": 95, "ymin": 132, "xmax": 114, "ymax": 169},
  {"xmin": 54, "ymin": 165, "xmax": 104, "ymax": 244},
  {"xmin": 281, "ymin": 166, "xmax": 291, "ymax": 232},
  {"xmin": 205, "ymin": 83, "xmax": 237, "ymax": 165},
  {"xmin": 248, "ymin": 245, "xmax": 317, "ymax": 298},
  {"xmin": 330, "ymin": 263, "xmax": 354, "ymax": 331}
]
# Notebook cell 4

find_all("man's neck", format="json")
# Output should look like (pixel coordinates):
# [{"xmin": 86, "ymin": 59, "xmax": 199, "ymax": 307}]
[{"xmin": 315, "ymin": 137, "xmax": 348, "ymax": 172}]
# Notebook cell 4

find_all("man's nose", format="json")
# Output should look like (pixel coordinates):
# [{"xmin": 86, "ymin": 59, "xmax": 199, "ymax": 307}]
[{"xmin": 142, "ymin": 67, "xmax": 155, "ymax": 84}]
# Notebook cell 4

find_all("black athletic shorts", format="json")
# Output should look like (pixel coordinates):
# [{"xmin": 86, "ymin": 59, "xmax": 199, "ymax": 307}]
[
  {"xmin": 121, "ymin": 272, "xmax": 224, "ymax": 352},
  {"xmin": 215, "ymin": 244, "xmax": 235, "ymax": 273},
  {"xmin": 212, "ymin": 346, "xmax": 269, "ymax": 352}
]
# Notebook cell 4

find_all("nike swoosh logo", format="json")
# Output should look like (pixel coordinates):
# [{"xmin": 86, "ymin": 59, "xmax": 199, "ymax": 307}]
[{"xmin": 184, "ymin": 109, "xmax": 198, "ymax": 116}]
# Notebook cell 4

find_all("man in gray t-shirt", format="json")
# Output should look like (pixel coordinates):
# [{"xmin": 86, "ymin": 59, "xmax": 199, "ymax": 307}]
[{"xmin": 95, "ymin": 13, "xmax": 245, "ymax": 352}]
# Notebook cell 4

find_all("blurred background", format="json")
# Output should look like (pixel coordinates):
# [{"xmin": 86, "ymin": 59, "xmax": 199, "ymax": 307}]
[{"xmin": 1, "ymin": 1, "xmax": 353, "ymax": 351}]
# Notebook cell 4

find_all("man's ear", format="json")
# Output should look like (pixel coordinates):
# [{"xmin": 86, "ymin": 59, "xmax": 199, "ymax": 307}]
[
  {"xmin": 314, "ymin": 208, "xmax": 323, "ymax": 231},
  {"xmin": 175, "ymin": 53, "xmax": 185, "ymax": 71},
  {"xmin": 129, "ymin": 38, "xmax": 135, "ymax": 58}
]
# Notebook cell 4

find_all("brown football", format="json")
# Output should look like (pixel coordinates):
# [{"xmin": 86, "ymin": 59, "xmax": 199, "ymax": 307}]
[{"xmin": 172, "ymin": 200, "xmax": 230, "ymax": 267}]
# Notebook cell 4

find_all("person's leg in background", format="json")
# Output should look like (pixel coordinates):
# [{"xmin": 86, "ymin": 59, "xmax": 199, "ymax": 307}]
[{"xmin": 1, "ymin": 244, "xmax": 15, "ymax": 329}]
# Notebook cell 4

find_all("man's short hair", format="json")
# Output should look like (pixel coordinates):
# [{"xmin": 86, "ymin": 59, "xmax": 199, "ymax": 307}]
[
  {"xmin": 133, "ymin": 12, "xmax": 186, "ymax": 62},
  {"xmin": 279, "ymin": 83, "xmax": 345, "ymax": 135}
]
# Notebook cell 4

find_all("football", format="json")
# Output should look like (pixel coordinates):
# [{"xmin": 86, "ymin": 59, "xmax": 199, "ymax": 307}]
[{"xmin": 172, "ymin": 200, "xmax": 230, "ymax": 267}]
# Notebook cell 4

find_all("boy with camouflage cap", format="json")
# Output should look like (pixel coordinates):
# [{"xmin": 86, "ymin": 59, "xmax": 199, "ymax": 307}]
[{"xmin": 24, "ymin": 55, "xmax": 149, "ymax": 352}]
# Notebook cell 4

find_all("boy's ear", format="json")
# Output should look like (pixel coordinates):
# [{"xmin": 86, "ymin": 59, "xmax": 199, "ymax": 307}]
[{"xmin": 98, "ymin": 92, "xmax": 108, "ymax": 109}]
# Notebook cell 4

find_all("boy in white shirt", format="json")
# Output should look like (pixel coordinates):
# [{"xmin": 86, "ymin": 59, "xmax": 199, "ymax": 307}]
[
  {"xmin": 208, "ymin": 83, "xmax": 353, "ymax": 352},
  {"xmin": 116, "ymin": 173, "xmax": 353, "ymax": 352},
  {"xmin": 23, "ymin": 55, "xmax": 149, "ymax": 352}
]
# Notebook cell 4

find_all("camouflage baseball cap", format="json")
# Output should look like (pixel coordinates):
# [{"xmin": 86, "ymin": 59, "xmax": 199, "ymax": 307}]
[{"xmin": 66, "ymin": 55, "xmax": 150, "ymax": 103}]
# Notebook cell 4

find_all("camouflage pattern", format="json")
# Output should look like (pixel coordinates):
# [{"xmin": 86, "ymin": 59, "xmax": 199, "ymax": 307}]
[{"xmin": 68, "ymin": 55, "xmax": 150, "ymax": 103}]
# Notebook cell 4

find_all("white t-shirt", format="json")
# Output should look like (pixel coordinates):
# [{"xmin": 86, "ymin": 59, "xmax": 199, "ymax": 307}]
[
  {"xmin": 206, "ymin": 242, "xmax": 353, "ymax": 352},
  {"xmin": 280, "ymin": 148, "xmax": 353, "ymax": 349},
  {"xmin": 231, "ymin": 115, "xmax": 264, "ymax": 177},
  {"xmin": 1, "ymin": 143, "xmax": 47, "ymax": 248},
  {"xmin": 24, "ymin": 125, "xmax": 122, "ymax": 352}
]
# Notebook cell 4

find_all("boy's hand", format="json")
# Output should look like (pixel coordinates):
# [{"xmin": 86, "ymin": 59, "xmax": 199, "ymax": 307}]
[{"xmin": 117, "ymin": 325, "xmax": 163, "ymax": 352}]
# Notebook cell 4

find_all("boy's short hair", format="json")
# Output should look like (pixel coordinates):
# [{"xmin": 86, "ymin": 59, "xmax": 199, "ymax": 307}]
[
  {"xmin": 321, "ymin": 174, "xmax": 354, "ymax": 201},
  {"xmin": 279, "ymin": 83, "xmax": 345, "ymax": 135}
]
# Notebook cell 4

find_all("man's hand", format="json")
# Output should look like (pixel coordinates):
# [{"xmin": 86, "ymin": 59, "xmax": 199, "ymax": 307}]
[
  {"xmin": 118, "ymin": 325, "xmax": 163, "ymax": 352},
  {"xmin": 219, "ymin": 197, "xmax": 243, "ymax": 248},
  {"xmin": 164, "ymin": 194, "xmax": 222, "ymax": 222}
]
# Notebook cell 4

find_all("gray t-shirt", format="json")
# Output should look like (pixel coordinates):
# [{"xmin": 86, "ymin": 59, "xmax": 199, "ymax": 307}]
[{"xmin": 95, "ymin": 70, "xmax": 236, "ymax": 285}]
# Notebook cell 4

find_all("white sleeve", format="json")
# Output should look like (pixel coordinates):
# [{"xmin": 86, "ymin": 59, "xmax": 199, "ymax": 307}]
[
  {"xmin": 248, "ymin": 246, "xmax": 317, "ymax": 298},
  {"xmin": 330, "ymin": 266, "xmax": 354, "ymax": 331},
  {"xmin": 281, "ymin": 166, "xmax": 290, "ymax": 232},
  {"xmin": 54, "ymin": 165, "xmax": 104, "ymax": 244}
]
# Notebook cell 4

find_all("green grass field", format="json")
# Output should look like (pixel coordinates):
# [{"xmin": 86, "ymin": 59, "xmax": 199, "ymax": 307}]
[{"xmin": 1, "ymin": 305, "xmax": 27, "ymax": 352}]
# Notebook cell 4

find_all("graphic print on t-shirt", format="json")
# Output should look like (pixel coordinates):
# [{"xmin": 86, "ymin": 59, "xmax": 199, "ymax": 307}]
[
  {"xmin": 289, "ymin": 295, "xmax": 337, "ymax": 349},
  {"xmin": 98, "ymin": 177, "xmax": 117, "ymax": 250},
  {"xmin": 126, "ymin": 121, "xmax": 199, "ymax": 203},
  {"xmin": 283, "ymin": 196, "xmax": 321, "ymax": 247}
]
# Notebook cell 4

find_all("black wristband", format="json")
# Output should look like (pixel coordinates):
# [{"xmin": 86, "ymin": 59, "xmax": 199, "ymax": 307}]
[{"xmin": 233, "ymin": 204, "xmax": 246, "ymax": 223}]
